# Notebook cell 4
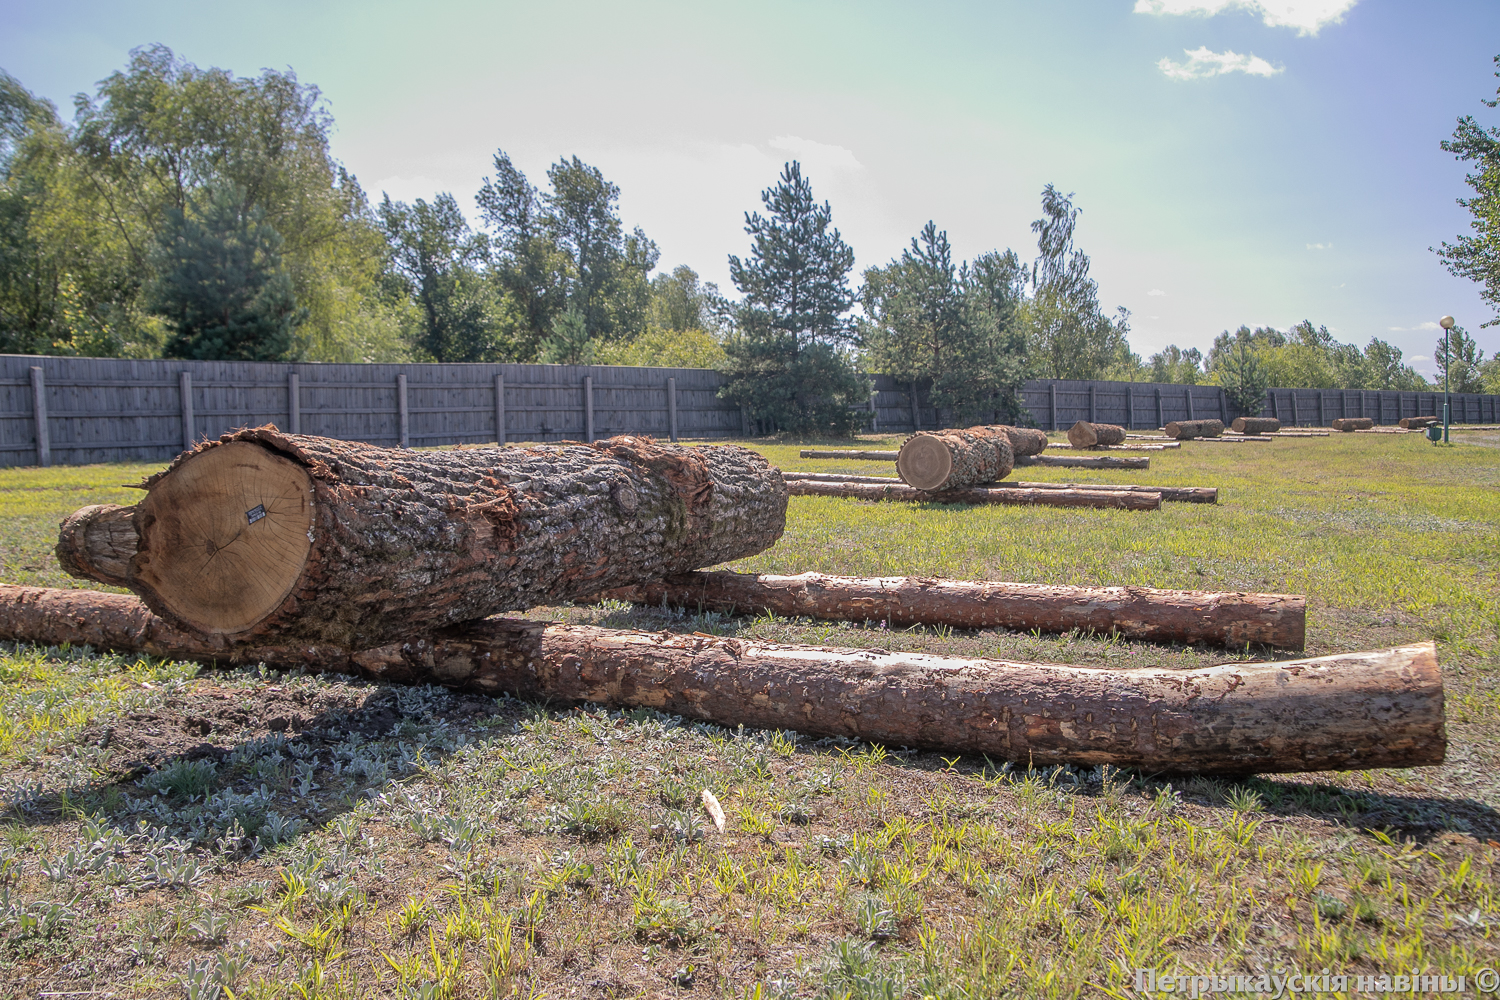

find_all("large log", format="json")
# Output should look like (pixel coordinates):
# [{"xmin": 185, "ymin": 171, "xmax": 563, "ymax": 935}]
[
  {"xmin": 1164, "ymin": 419, "xmax": 1224, "ymax": 439},
  {"xmin": 787, "ymin": 479, "xmax": 1160, "ymax": 510},
  {"xmin": 1231, "ymin": 417, "xmax": 1281, "ymax": 434},
  {"xmin": 1066, "ymin": 421, "xmax": 1126, "ymax": 449},
  {"xmin": 896, "ymin": 429, "xmax": 1014, "ymax": 490},
  {"xmin": 970, "ymin": 425, "xmax": 1048, "ymax": 458},
  {"xmin": 779, "ymin": 472, "xmax": 1217, "ymax": 504},
  {"xmin": 0, "ymin": 585, "xmax": 1442, "ymax": 775},
  {"xmin": 55, "ymin": 428, "xmax": 786, "ymax": 649},
  {"xmin": 799, "ymin": 449, "xmax": 899, "ymax": 460},
  {"xmin": 1016, "ymin": 454, "xmax": 1150, "ymax": 470},
  {"xmin": 604, "ymin": 571, "xmax": 1304, "ymax": 649},
  {"xmin": 1399, "ymin": 416, "xmax": 1439, "ymax": 429},
  {"xmin": 1332, "ymin": 417, "xmax": 1375, "ymax": 431}
]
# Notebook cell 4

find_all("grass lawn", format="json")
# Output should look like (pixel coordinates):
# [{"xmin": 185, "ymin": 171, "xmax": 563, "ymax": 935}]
[{"xmin": 0, "ymin": 430, "xmax": 1495, "ymax": 998}]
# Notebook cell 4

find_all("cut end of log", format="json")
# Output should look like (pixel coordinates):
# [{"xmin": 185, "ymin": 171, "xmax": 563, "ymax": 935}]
[
  {"xmin": 56, "ymin": 504, "xmax": 140, "ymax": 588},
  {"xmin": 896, "ymin": 433, "xmax": 955, "ymax": 490},
  {"xmin": 130, "ymin": 440, "xmax": 317, "ymax": 635}
]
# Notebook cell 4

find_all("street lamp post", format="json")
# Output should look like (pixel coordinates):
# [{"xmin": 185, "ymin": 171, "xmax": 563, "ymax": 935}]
[{"xmin": 1440, "ymin": 315, "xmax": 1455, "ymax": 444}]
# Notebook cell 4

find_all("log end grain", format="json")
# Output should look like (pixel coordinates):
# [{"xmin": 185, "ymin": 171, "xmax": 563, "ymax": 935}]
[
  {"xmin": 1067, "ymin": 420, "xmax": 1098, "ymax": 448},
  {"xmin": 896, "ymin": 433, "xmax": 954, "ymax": 490}
]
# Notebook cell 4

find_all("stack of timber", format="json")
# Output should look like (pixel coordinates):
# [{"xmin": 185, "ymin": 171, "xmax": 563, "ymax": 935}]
[
  {"xmin": 780, "ymin": 472, "xmax": 1217, "ymax": 504},
  {"xmin": 0, "ymin": 584, "xmax": 1443, "ymax": 775},
  {"xmin": 1164, "ymin": 419, "xmax": 1225, "ymax": 439},
  {"xmin": 787, "ymin": 478, "xmax": 1161, "ymax": 511},
  {"xmin": 1018, "ymin": 453, "xmax": 1150, "ymax": 470},
  {"xmin": 1332, "ymin": 417, "xmax": 1375, "ymax": 431},
  {"xmin": 895, "ymin": 429, "xmax": 1014, "ymax": 491},
  {"xmin": 1066, "ymin": 420, "xmax": 1126, "ymax": 449},
  {"xmin": 56, "ymin": 428, "xmax": 788, "ymax": 649},
  {"xmin": 1231, "ymin": 417, "xmax": 1281, "ymax": 434},
  {"xmin": 1399, "ymin": 416, "xmax": 1439, "ymax": 429}
]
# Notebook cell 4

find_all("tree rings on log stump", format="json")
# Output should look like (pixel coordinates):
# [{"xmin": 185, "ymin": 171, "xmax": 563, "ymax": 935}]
[
  {"xmin": 1332, "ymin": 417, "xmax": 1374, "ymax": 431},
  {"xmin": 1066, "ymin": 421, "xmax": 1126, "ymax": 449},
  {"xmin": 897, "ymin": 431, "xmax": 1004, "ymax": 491},
  {"xmin": 1231, "ymin": 417, "xmax": 1281, "ymax": 434},
  {"xmin": 1164, "ymin": 419, "xmax": 1224, "ymax": 439}
]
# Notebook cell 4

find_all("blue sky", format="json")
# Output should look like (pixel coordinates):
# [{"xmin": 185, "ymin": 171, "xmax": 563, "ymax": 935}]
[{"xmin": 2, "ymin": 0, "xmax": 1497, "ymax": 372}]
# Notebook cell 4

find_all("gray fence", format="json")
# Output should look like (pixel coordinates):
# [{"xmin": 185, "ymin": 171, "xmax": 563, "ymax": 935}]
[{"xmin": 2, "ymin": 354, "xmax": 1496, "ymax": 467}]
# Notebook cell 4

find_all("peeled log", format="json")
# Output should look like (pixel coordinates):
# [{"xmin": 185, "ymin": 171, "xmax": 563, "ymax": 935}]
[
  {"xmin": 604, "ymin": 571, "xmax": 1304, "ymax": 649},
  {"xmin": 896, "ymin": 430, "xmax": 1014, "ymax": 490},
  {"xmin": 780, "ymin": 472, "xmax": 1217, "ymax": 504},
  {"xmin": 787, "ymin": 479, "xmax": 1160, "ymax": 510},
  {"xmin": 1067, "ymin": 421, "xmax": 1126, "ymax": 449},
  {"xmin": 1016, "ymin": 454, "xmax": 1150, "ymax": 470},
  {"xmin": 1164, "ymin": 419, "xmax": 1224, "ymax": 439},
  {"xmin": 1332, "ymin": 417, "xmax": 1375, "ymax": 431},
  {"xmin": 0, "ymin": 585, "xmax": 1441, "ymax": 775},
  {"xmin": 1231, "ymin": 417, "xmax": 1281, "ymax": 434},
  {"xmin": 55, "ymin": 428, "xmax": 786, "ymax": 649},
  {"xmin": 799, "ymin": 450, "xmax": 899, "ymax": 461},
  {"xmin": 1399, "ymin": 416, "xmax": 1438, "ymax": 429}
]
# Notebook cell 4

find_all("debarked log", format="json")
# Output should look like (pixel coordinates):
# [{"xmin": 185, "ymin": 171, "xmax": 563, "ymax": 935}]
[
  {"xmin": 786, "ymin": 479, "xmax": 1161, "ymax": 510},
  {"xmin": 799, "ymin": 449, "xmax": 900, "ymax": 460},
  {"xmin": 56, "ymin": 428, "xmax": 787, "ymax": 649},
  {"xmin": 1016, "ymin": 454, "xmax": 1150, "ymax": 470},
  {"xmin": 603, "ymin": 570, "xmax": 1304, "ymax": 649},
  {"xmin": 0, "ymin": 585, "xmax": 1441, "ymax": 775},
  {"xmin": 779, "ymin": 472, "xmax": 1217, "ymax": 504}
]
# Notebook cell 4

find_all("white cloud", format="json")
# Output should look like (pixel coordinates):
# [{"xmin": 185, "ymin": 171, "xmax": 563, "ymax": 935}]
[
  {"xmin": 1133, "ymin": 0, "xmax": 1359, "ymax": 37},
  {"xmin": 1306, "ymin": 242, "xmax": 1332, "ymax": 250},
  {"xmin": 1148, "ymin": 288, "xmax": 1166, "ymax": 296},
  {"xmin": 1387, "ymin": 322, "xmax": 1441, "ymax": 332},
  {"xmin": 1409, "ymin": 355, "xmax": 1429, "ymax": 363},
  {"xmin": 766, "ymin": 135, "xmax": 864, "ymax": 177},
  {"xmin": 1158, "ymin": 47, "xmax": 1283, "ymax": 80}
]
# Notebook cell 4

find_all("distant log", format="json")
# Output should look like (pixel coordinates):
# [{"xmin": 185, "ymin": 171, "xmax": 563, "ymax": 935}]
[
  {"xmin": 1231, "ymin": 417, "xmax": 1281, "ymax": 434},
  {"xmin": 779, "ymin": 472, "xmax": 1217, "ymax": 504},
  {"xmin": 1016, "ymin": 454, "xmax": 1150, "ymax": 470},
  {"xmin": 0, "ymin": 585, "xmax": 1441, "ymax": 775},
  {"xmin": 799, "ymin": 450, "xmax": 899, "ymax": 460},
  {"xmin": 1192, "ymin": 436, "xmax": 1270, "ymax": 444},
  {"xmin": 56, "ymin": 429, "xmax": 786, "ymax": 649},
  {"xmin": 604, "ymin": 571, "xmax": 1304, "ymax": 649},
  {"xmin": 896, "ymin": 430, "xmax": 1014, "ymax": 491},
  {"xmin": 1332, "ymin": 417, "xmax": 1375, "ymax": 431},
  {"xmin": 1048, "ymin": 443, "xmax": 1177, "ymax": 451},
  {"xmin": 1399, "ymin": 416, "xmax": 1439, "ymax": 429},
  {"xmin": 1164, "ymin": 419, "xmax": 1224, "ymax": 439},
  {"xmin": 787, "ymin": 479, "xmax": 1160, "ymax": 510},
  {"xmin": 1067, "ymin": 421, "xmax": 1126, "ymax": 449},
  {"xmin": 972, "ymin": 425, "xmax": 1048, "ymax": 457}
]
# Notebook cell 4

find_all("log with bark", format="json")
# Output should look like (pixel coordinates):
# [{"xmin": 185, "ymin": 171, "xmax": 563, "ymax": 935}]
[
  {"xmin": 1231, "ymin": 417, "xmax": 1281, "ymax": 434},
  {"xmin": 1016, "ymin": 454, "xmax": 1150, "ymax": 470},
  {"xmin": 1190, "ymin": 436, "xmax": 1270, "ymax": 444},
  {"xmin": 971, "ymin": 425, "xmax": 1049, "ymax": 457},
  {"xmin": 1399, "ymin": 416, "xmax": 1439, "ymax": 429},
  {"xmin": 1067, "ymin": 421, "xmax": 1127, "ymax": 449},
  {"xmin": 55, "ymin": 428, "xmax": 787, "ymax": 649},
  {"xmin": 1332, "ymin": 417, "xmax": 1375, "ymax": 431},
  {"xmin": 786, "ymin": 479, "xmax": 1161, "ymax": 510},
  {"xmin": 604, "ymin": 570, "xmax": 1304, "ymax": 649},
  {"xmin": 0, "ymin": 585, "xmax": 1442, "ymax": 775},
  {"xmin": 799, "ymin": 450, "xmax": 900, "ymax": 460},
  {"xmin": 779, "ymin": 472, "xmax": 1217, "ymax": 504},
  {"xmin": 895, "ymin": 429, "xmax": 1014, "ymax": 490},
  {"xmin": 1164, "ymin": 419, "xmax": 1225, "ymax": 439}
]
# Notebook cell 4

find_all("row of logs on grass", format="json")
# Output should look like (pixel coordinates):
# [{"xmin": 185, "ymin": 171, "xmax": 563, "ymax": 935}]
[
  {"xmin": 1164, "ymin": 419, "xmax": 1224, "ymax": 439},
  {"xmin": 893, "ymin": 424, "xmax": 1048, "ymax": 491},
  {"xmin": 1231, "ymin": 417, "xmax": 1281, "ymax": 434},
  {"xmin": 780, "ymin": 472, "xmax": 1218, "ymax": 504},
  {"xmin": 787, "ymin": 479, "xmax": 1162, "ymax": 511},
  {"xmin": 0, "ymin": 584, "xmax": 1443, "ymax": 775},
  {"xmin": 1066, "ymin": 421, "xmax": 1126, "ymax": 449},
  {"xmin": 56, "ymin": 428, "xmax": 789, "ymax": 649},
  {"xmin": 1399, "ymin": 416, "xmax": 1439, "ymax": 429},
  {"xmin": 604, "ymin": 571, "xmax": 1305, "ymax": 649},
  {"xmin": 1332, "ymin": 417, "xmax": 1375, "ymax": 431}
]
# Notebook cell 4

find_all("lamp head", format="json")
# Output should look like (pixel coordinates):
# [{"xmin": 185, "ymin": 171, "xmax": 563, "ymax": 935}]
[{"xmin": 1440, "ymin": 316, "xmax": 1456, "ymax": 330}]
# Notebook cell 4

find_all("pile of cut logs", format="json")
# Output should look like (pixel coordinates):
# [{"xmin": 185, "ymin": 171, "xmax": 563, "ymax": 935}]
[{"xmin": 1, "ymin": 426, "xmax": 1444, "ymax": 775}]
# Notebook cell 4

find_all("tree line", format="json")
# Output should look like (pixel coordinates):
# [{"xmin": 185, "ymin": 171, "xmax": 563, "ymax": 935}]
[{"xmin": 1, "ymin": 46, "xmax": 1495, "ymax": 437}]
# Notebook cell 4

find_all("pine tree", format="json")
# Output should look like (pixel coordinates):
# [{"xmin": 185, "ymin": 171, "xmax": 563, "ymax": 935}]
[{"xmin": 151, "ymin": 184, "xmax": 303, "ymax": 361}]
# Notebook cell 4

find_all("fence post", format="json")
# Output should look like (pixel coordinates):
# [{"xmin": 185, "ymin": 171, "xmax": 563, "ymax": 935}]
[
  {"xmin": 1154, "ymin": 387, "xmax": 1162, "ymax": 429},
  {"xmin": 1049, "ymin": 383, "xmax": 1057, "ymax": 430},
  {"xmin": 1316, "ymin": 392, "xmax": 1324, "ymax": 427},
  {"xmin": 911, "ymin": 382, "xmax": 921, "ymax": 432},
  {"xmin": 1088, "ymin": 384, "xmax": 1095, "ymax": 423},
  {"xmin": 740, "ymin": 404, "xmax": 750, "ymax": 438},
  {"xmin": 1125, "ymin": 387, "xmax": 1134, "ymax": 429},
  {"xmin": 1359, "ymin": 390, "xmax": 1365, "ymax": 420},
  {"xmin": 1291, "ymin": 391, "xmax": 1299, "ymax": 426},
  {"xmin": 584, "ymin": 375, "xmax": 594, "ymax": 443},
  {"xmin": 288, "ymin": 372, "xmax": 300, "ymax": 434},
  {"xmin": 397, "ymin": 373, "xmax": 409, "ymax": 447},
  {"xmin": 1269, "ymin": 389, "xmax": 1278, "ymax": 421},
  {"xmin": 179, "ymin": 371, "xmax": 195, "ymax": 453},
  {"xmin": 667, "ymin": 377, "xmax": 678, "ymax": 443},
  {"xmin": 1218, "ymin": 388, "xmax": 1226, "ymax": 422},
  {"xmin": 1185, "ymin": 387, "xmax": 1194, "ymax": 421},
  {"xmin": 868, "ymin": 380, "xmax": 878, "ymax": 432},
  {"xmin": 29, "ymin": 366, "xmax": 49, "ymax": 468},
  {"xmin": 495, "ymin": 373, "xmax": 505, "ymax": 445}
]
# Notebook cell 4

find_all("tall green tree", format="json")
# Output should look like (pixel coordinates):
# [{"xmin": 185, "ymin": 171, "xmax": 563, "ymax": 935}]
[
  {"xmin": 1023, "ymin": 186, "xmax": 1130, "ymax": 379},
  {"xmin": 1209, "ymin": 327, "xmax": 1271, "ymax": 412},
  {"xmin": 1436, "ymin": 54, "xmax": 1500, "ymax": 327},
  {"xmin": 719, "ymin": 162, "xmax": 865, "ymax": 436},
  {"xmin": 1434, "ymin": 325, "xmax": 1487, "ymax": 393},
  {"xmin": 475, "ymin": 150, "xmax": 568, "ymax": 359},
  {"xmin": 150, "ymin": 183, "xmax": 304, "ymax": 361},
  {"xmin": 1147, "ymin": 345, "xmax": 1204, "ymax": 384}
]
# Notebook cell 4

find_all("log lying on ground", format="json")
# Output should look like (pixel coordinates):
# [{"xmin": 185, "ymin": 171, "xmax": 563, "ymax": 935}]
[
  {"xmin": 1399, "ymin": 416, "xmax": 1439, "ymax": 429},
  {"xmin": 1231, "ymin": 417, "xmax": 1281, "ymax": 434},
  {"xmin": 973, "ymin": 425, "xmax": 1048, "ymax": 457},
  {"xmin": 779, "ymin": 472, "xmax": 1217, "ymax": 504},
  {"xmin": 1332, "ymin": 417, "xmax": 1375, "ymax": 431},
  {"xmin": 0, "ymin": 585, "xmax": 1441, "ymax": 774},
  {"xmin": 896, "ymin": 429, "xmax": 1014, "ymax": 490},
  {"xmin": 1017, "ymin": 454, "xmax": 1150, "ymax": 470},
  {"xmin": 1164, "ymin": 419, "xmax": 1224, "ymax": 439},
  {"xmin": 1230, "ymin": 429, "xmax": 1328, "ymax": 438},
  {"xmin": 604, "ymin": 571, "xmax": 1303, "ymax": 649},
  {"xmin": 56, "ymin": 429, "xmax": 786, "ymax": 649},
  {"xmin": 1067, "ymin": 421, "xmax": 1126, "ymax": 449},
  {"xmin": 787, "ymin": 479, "xmax": 1160, "ymax": 510},
  {"xmin": 1191, "ymin": 436, "xmax": 1270, "ymax": 444},
  {"xmin": 1048, "ymin": 442, "xmax": 1178, "ymax": 451},
  {"xmin": 800, "ymin": 449, "xmax": 900, "ymax": 460}
]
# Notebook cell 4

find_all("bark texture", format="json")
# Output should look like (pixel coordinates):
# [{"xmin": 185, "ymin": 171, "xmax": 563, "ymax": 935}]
[
  {"xmin": 0, "ymin": 585, "xmax": 1441, "ymax": 775},
  {"xmin": 1399, "ymin": 416, "xmax": 1439, "ymax": 429},
  {"xmin": 970, "ymin": 425, "xmax": 1048, "ymax": 457},
  {"xmin": 1016, "ymin": 454, "xmax": 1150, "ymax": 470},
  {"xmin": 604, "ymin": 570, "xmax": 1304, "ymax": 649},
  {"xmin": 1164, "ymin": 419, "xmax": 1225, "ymax": 439},
  {"xmin": 56, "ymin": 504, "xmax": 138, "ymax": 588},
  {"xmin": 1231, "ymin": 417, "xmax": 1281, "ymax": 434},
  {"xmin": 1332, "ymin": 417, "xmax": 1375, "ymax": 431},
  {"xmin": 1067, "ymin": 421, "xmax": 1127, "ymax": 448},
  {"xmin": 779, "ymin": 473, "xmax": 1217, "ymax": 504},
  {"xmin": 896, "ymin": 430, "xmax": 1014, "ymax": 490},
  {"xmin": 56, "ymin": 428, "xmax": 787, "ymax": 648},
  {"xmin": 787, "ymin": 479, "xmax": 1160, "ymax": 510}
]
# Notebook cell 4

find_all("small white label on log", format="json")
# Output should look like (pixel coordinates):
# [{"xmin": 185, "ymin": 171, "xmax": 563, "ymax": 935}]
[{"xmin": 246, "ymin": 504, "xmax": 267, "ymax": 525}]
